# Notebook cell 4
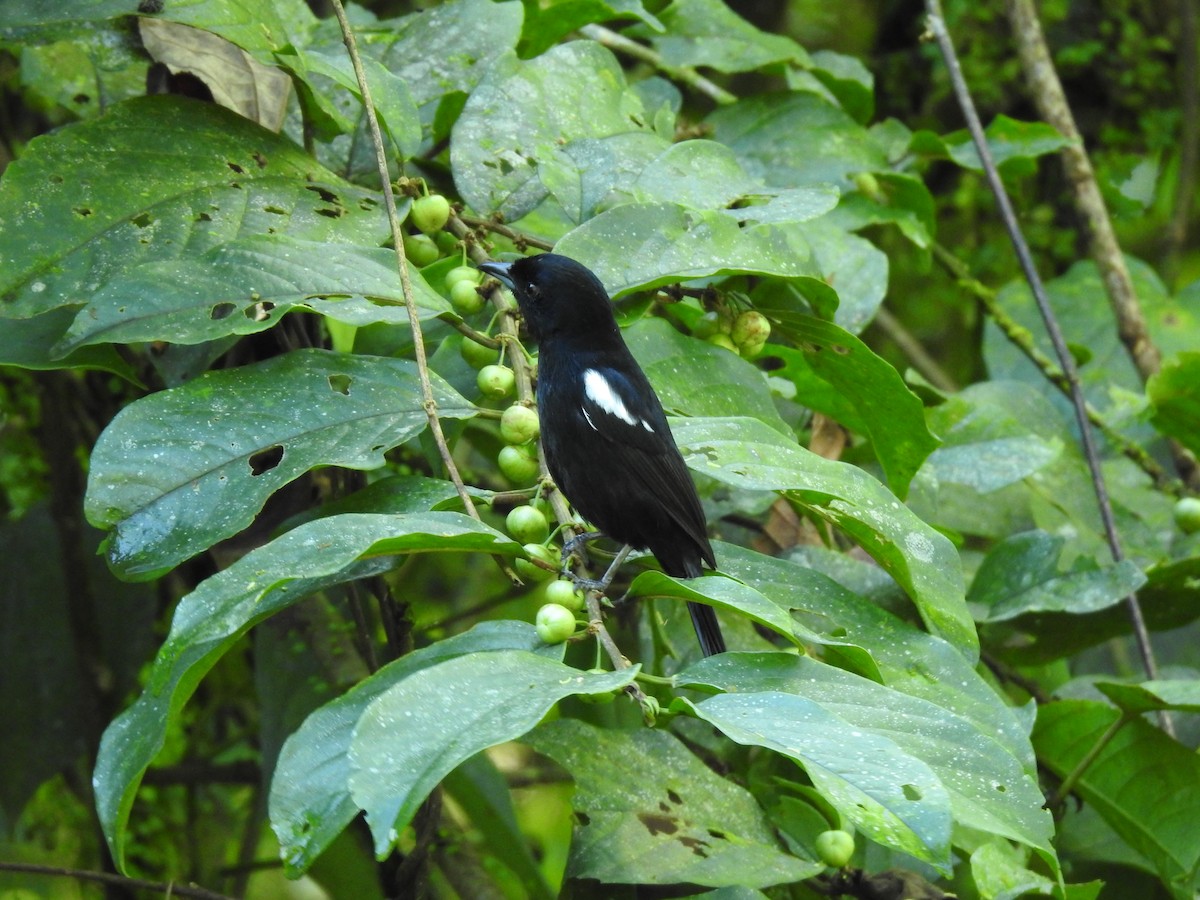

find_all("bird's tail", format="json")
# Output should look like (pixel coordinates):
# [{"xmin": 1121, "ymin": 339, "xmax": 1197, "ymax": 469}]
[{"xmin": 688, "ymin": 601, "xmax": 726, "ymax": 657}]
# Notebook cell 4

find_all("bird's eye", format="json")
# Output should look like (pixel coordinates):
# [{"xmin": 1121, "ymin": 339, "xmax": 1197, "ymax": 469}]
[{"xmin": 525, "ymin": 282, "xmax": 541, "ymax": 299}]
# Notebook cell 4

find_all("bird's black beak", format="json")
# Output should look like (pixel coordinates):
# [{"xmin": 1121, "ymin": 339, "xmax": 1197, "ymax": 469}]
[{"xmin": 477, "ymin": 261, "xmax": 514, "ymax": 290}]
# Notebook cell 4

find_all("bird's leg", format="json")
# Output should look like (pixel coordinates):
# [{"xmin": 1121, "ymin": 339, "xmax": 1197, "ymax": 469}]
[
  {"xmin": 561, "ymin": 530, "xmax": 603, "ymax": 570},
  {"xmin": 570, "ymin": 544, "xmax": 632, "ymax": 594}
]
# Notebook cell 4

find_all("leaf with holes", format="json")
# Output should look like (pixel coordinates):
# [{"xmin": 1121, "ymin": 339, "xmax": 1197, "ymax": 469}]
[
  {"xmin": 94, "ymin": 511, "xmax": 520, "ymax": 871},
  {"xmin": 55, "ymin": 237, "xmax": 448, "ymax": 352},
  {"xmin": 527, "ymin": 719, "xmax": 819, "ymax": 888},
  {"xmin": 0, "ymin": 96, "xmax": 387, "ymax": 323},
  {"xmin": 84, "ymin": 349, "xmax": 475, "ymax": 578}
]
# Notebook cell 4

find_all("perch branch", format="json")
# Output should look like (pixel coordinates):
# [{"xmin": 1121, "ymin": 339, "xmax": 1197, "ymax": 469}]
[{"xmin": 580, "ymin": 24, "xmax": 737, "ymax": 106}]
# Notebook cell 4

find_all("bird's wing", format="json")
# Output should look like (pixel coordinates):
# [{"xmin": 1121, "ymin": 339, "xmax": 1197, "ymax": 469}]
[{"xmin": 573, "ymin": 364, "xmax": 711, "ymax": 555}]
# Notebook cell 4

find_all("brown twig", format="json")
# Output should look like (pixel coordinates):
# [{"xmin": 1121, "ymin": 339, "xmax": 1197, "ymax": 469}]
[
  {"xmin": 0, "ymin": 862, "xmax": 234, "ymax": 900},
  {"xmin": 580, "ymin": 24, "xmax": 737, "ymax": 106}
]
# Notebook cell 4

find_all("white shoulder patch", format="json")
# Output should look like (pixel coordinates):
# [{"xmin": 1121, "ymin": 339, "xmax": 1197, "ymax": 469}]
[{"xmin": 583, "ymin": 369, "xmax": 637, "ymax": 427}]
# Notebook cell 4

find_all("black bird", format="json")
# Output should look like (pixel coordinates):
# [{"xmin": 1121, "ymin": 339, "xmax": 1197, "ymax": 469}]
[{"xmin": 478, "ymin": 253, "xmax": 725, "ymax": 656}]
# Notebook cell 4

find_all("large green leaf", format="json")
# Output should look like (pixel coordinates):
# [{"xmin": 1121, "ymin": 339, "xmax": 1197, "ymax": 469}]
[
  {"xmin": 708, "ymin": 92, "xmax": 887, "ymax": 188},
  {"xmin": 451, "ymin": 41, "xmax": 651, "ymax": 220},
  {"xmin": 0, "ymin": 96, "xmax": 387, "ymax": 320},
  {"xmin": 0, "ymin": 307, "xmax": 138, "ymax": 379},
  {"xmin": 1093, "ymin": 679, "xmax": 1200, "ymax": 715},
  {"xmin": 94, "ymin": 511, "xmax": 520, "ymax": 871},
  {"xmin": 626, "ymin": 318, "xmax": 789, "ymax": 434},
  {"xmin": 56, "ymin": 237, "xmax": 448, "ymax": 351},
  {"xmin": 1033, "ymin": 700, "xmax": 1200, "ymax": 899},
  {"xmin": 349, "ymin": 652, "xmax": 636, "ymax": 854},
  {"xmin": 969, "ymin": 530, "xmax": 1146, "ymax": 622},
  {"xmin": 553, "ymin": 201, "xmax": 819, "ymax": 296},
  {"xmin": 681, "ymin": 653, "xmax": 1053, "ymax": 855},
  {"xmin": 85, "ymin": 350, "xmax": 475, "ymax": 578},
  {"xmin": 685, "ymin": 691, "xmax": 951, "ymax": 867},
  {"xmin": 674, "ymin": 418, "xmax": 974, "ymax": 654},
  {"xmin": 270, "ymin": 621, "xmax": 559, "ymax": 876},
  {"xmin": 538, "ymin": 131, "xmax": 672, "ymax": 224},
  {"xmin": 527, "ymin": 720, "xmax": 818, "ymax": 887},
  {"xmin": 749, "ymin": 303, "xmax": 937, "ymax": 497}
]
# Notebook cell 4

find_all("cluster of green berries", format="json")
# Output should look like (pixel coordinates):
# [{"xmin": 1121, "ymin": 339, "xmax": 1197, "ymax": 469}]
[{"xmin": 692, "ymin": 308, "xmax": 771, "ymax": 357}]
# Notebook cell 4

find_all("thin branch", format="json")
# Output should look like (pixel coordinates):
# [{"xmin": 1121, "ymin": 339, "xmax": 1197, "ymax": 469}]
[
  {"xmin": 0, "ymin": 862, "xmax": 235, "ymax": 900},
  {"xmin": 925, "ymin": 2, "xmax": 1169, "ymax": 725},
  {"xmin": 871, "ymin": 306, "xmax": 959, "ymax": 391},
  {"xmin": 330, "ymin": 0, "xmax": 480, "ymax": 523},
  {"xmin": 1003, "ymin": 0, "xmax": 1160, "ymax": 382},
  {"xmin": 931, "ymin": 243, "xmax": 1180, "ymax": 494},
  {"xmin": 580, "ymin": 24, "xmax": 737, "ymax": 106},
  {"xmin": 1044, "ymin": 710, "xmax": 1135, "ymax": 810},
  {"xmin": 457, "ymin": 213, "xmax": 555, "ymax": 251}
]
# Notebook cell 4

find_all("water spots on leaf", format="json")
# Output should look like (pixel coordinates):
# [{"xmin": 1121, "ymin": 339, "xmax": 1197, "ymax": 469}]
[
  {"xmin": 249, "ymin": 444, "xmax": 284, "ymax": 476},
  {"xmin": 328, "ymin": 374, "xmax": 352, "ymax": 395}
]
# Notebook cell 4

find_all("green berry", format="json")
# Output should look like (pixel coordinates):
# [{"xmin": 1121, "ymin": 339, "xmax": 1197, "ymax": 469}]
[
  {"xmin": 1174, "ymin": 497, "xmax": 1200, "ymax": 535},
  {"xmin": 731, "ymin": 310, "xmax": 770, "ymax": 356},
  {"xmin": 435, "ymin": 230, "xmax": 460, "ymax": 255},
  {"xmin": 545, "ymin": 578, "xmax": 585, "ymax": 611},
  {"xmin": 411, "ymin": 194, "xmax": 451, "ymax": 234},
  {"xmin": 445, "ymin": 265, "xmax": 482, "ymax": 290},
  {"xmin": 535, "ymin": 603, "xmax": 576, "ymax": 643},
  {"xmin": 706, "ymin": 333, "xmax": 740, "ymax": 354},
  {"xmin": 450, "ymin": 279, "xmax": 485, "ymax": 315},
  {"xmin": 497, "ymin": 444, "xmax": 539, "ymax": 483},
  {"xmin": 814, "ymin": 830, "xmax": 855, "ymax": 868},
  {"xmin": 460, "ymin": 335, "xmax": 497, "ymax": 369},
  {"xmin": 477, "ymin": 364, "xmax": 515, "ymax": 400},
  {"xmin": 500, "ymin": 404, "xmax": 540, "ymax": 445},
  {"xmin": 515, "ymin": 543, "xmax": 558, "ymax": 582},
  {"xmin": 506, "ymin": 505, "xmax": 550, "ymax": 544},
  {"xmin": 402, "ymin": 233, "xmax": 440, "ymax": 267}
]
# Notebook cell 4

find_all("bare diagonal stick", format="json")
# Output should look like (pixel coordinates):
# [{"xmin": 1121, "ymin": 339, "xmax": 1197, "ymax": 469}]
[{"xmin": 925, "ymin": 2, "xmax": 1167, "ymax": 720}]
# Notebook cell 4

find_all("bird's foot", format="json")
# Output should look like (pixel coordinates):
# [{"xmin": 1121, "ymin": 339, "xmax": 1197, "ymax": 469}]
[{"xmin": 561, "ymin": 531, "xmax": 603, "ymax": 567}]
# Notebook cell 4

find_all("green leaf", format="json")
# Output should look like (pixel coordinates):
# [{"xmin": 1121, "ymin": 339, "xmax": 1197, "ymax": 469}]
[
  {"xmin": 828, "ymin": 171, "xmax": 935, "ymax": 251},
  {"xmin": 708, "ymin": 92, "xmax": 887, "ymax": 188},
  {"xmin": 527, "ymin": 720, "xmax": 818, "ymax": 887},
  {"xmin": 714, "ymin": 544, "xmax": 1033, "ymax": 768},
  {"xmin": 538, "ymin": 132, "xmax": 672, "ymax": 224},
  {"xmin": 85, "ymin": 350, "xmax": 475, "ymax": 578},
  {"xmin": 1093, "ymin": 679, "xmax": 1200, "ymax": 715},
  {"xmin": 278, "ymin": 47, "xmax": 420, "ymax": 157},
  {"xmin": 270, "ymin": 621, "xmax": 558, "ymax": 876},
  {"xmin": 752, "ymin": 305, "xmax": 937, "ymax": 498},
  {"xmin": 684, "ymin": 691, "xmax": 952, "ymax": 867},
  {"xmin": 0, "ymin": 96, "xmax": 386, "ymax": 320},
  {"xmin": 55, "ymin": 237, "xmax": 448, "ymax": 351},
  {"xmin": 809, "ymin": 49, "xmax": 874, "ymax": 123},
  {"xmin": 451, "ymin": 41, "xmax": 651, "ymax": 220},
  {"xmin": 631, "ymin": 139, "xmax": 761, "ymax": 209},
  {"xmin": 348, "ymin": 652, "xmax": 636, "ymax": 854},
  {"xmin": 984, "ymin": 258, "xmax": 1194, "ymax": 443},
  {"xmin": 1148, "ymin": 352, "xmax": 1200, "ymax": 456},
  {"xmin": 970, "ymin": 841, "xmax": 1058, "ymax": 900},
  {"xmin": 627, "ymin": 572, "xmax": 800, "ymax": 644},
  {"xmin": 554, "ymin": 202, "xmax": 819, "ymax": 296},
  {"xmin": 0, "ymin": 307, "xmax": 138, "ymax": 380},
  {"xmin": 680, "ymin": 653, "xmax": 1054, "ymax": 857},
  {"xmin": 94, "ymin": 511, "xmax": 520, "ymax": 871},
  {"xmin": 1033, "ymin": 700, "xmax": 1200, "ymax": 898},
  {"xmin": 969, "ymin": 530, "xmax": 1146, "ymax": 622},
  {"xmin": 626, "ymin": 318, "xmax": 790, "ymax": 434},
  {"xmin": 940, "ymin": 115, "xmax": 1073, "ymax": 171},
  {"xmin": 521, "ymin": 0, "xmax": 663, "ymax": 59},
  {"xmin": 646, "ymin": 0, "xmax": 809, "ymax": 73},
  {"xmin": 674, "ymin": 417, "xmax": 972, "ymax": 653}
]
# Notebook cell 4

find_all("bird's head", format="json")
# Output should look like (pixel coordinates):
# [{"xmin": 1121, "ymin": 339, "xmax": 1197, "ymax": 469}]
[{"xmin": 478, "ymin": 253, "xmax": 620, "ymax": 343}]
